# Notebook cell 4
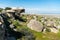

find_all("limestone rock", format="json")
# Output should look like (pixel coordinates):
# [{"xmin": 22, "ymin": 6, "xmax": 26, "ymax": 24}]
[
  {"xmin": 50, "ymin": 28, "xmax": 58, "ymax": 33},
  {"xmin": 27, "ymin": 19, "xmax": 43, "ymax": 32},
  {"xmin": 56, "ymin": 25, "xmax": 60, "ymax": 29}
]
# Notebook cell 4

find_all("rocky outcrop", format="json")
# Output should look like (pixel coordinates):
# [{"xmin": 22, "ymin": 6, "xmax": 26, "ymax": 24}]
[
  {"xmin": 0, "ymin": 8, "xmax": 25, "ymax": 40},
  {"xmin": 27, "ymin": 16, "xmax": 59, "ymax": 33}
]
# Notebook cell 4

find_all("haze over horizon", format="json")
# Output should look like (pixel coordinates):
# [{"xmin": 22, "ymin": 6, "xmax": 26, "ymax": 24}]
[{"xmin": 0, "ymin": 0, "xmax": 60, "ymax": 14}]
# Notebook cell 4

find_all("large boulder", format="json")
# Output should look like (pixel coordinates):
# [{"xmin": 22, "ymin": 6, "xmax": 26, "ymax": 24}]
[{"xmin": 27, "ymin": 19, "xmax": 43, "ymax": 32}]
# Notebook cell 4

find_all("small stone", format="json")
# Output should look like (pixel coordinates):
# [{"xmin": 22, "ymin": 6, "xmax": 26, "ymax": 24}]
[
  {"xmin": 10, "ymin": 24, "xmax": 14, "ymax": 28},
  {"xmin": 13, "ymin": 29, "xmax": 17, "ymax": 31}
]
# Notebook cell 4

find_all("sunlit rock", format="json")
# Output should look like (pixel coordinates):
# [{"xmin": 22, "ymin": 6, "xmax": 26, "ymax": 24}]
[
  {"xmin": 46, "ymin": 20, "xmax": 54, "ymax": 27},
  {"xmin": 56, "ymin": 25, "xmax": 60, "ymax": 29},
  {"xmin": 10, "ymin": 24, "xmax": 15, "ymax": 28},
  {"xmin": 27, "ymin": 19, "xmax": 43, "ymax": 32},
  {"xmin": 50, "ymin": 28, "xmax": 58, "ymax": 33},
  {"xmin": 0, "ymin": 22, "xmax": 2, "ymax": 24},
  {"xmin": 13, "ymin": 29, "xmax": 17, "ymax": 31}
]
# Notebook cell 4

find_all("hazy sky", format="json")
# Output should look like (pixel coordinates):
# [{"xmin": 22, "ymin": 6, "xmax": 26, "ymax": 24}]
[{"xmin": 0, "ymin": 0, "xmax": 60, "ymax": 14}]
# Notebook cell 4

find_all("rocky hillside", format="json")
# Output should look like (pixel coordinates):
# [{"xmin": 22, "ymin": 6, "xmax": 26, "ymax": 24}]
[
  {"xmin": 0, "ymin": 7, "xmax": 60, "ymax": 40},
  {"xmin": 18, "ymin": 14, "xmax": 60, "ymax": 40},
  {"xmin": 23, "ymin": 14, "xmax": 60, "ymax": 33}
]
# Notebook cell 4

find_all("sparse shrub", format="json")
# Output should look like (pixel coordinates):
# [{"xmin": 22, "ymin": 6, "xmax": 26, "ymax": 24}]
[
  {"xmin": 5, "ymin": 7, "xmax": 12, "ymax": 10},
  {"xmin": 0, "ymin": 8, "xmax": 3, "ymax": 12}
]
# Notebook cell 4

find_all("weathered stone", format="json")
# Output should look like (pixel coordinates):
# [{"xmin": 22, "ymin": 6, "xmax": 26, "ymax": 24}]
[
  {"xmin": 50, "ymin": 28, "xmax": 58, "ymax": 33},
  {"xmin": 10, "ymin": 24, "xmax": 15, "ymax": 28},
  {"xmin": 0, "ymin": 16, "xmax": 5, "ymax": 40},
  {"xmin": 56, "ymin": 25, "xmax": 60, "ymax": 29},
  {"xmin": 6, "ymin": 10, "xmax": 15, "ymax": 13},
  {"xmin": 46, "ymin": 20, "xmax": 54, "ymax": 27},
  {"xmin": 27, "ymin": 19, "xmax": 43, "ymax": 32}
]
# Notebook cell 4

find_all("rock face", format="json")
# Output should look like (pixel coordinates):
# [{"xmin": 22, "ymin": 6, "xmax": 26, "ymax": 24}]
[
  {"xmin": 0, "ymin": 16, "xmax": 5, "ymax": 40},
  {"xmin": 27, "ymin": 19, "xmax": 43, "ymax": 32},
  {"xmin": 0, "ymin": 8, "xmax": 25, "ymax": 40}
]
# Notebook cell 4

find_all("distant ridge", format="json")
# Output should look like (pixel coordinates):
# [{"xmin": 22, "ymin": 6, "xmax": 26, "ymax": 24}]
[{"xmin": 22, "ymin": 13, "xmax": 60, "ymax": 18}]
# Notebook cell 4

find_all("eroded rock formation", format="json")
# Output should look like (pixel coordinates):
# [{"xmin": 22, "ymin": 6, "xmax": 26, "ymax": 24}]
[{"xmin": 0, "ymin": 8, "xmax": 25, "ymax": 40}]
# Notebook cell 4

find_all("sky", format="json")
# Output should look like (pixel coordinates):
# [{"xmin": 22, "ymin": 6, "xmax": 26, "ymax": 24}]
[{"xmin": 0, "ymin": 0, "xmax": 60, "ymax": 14}]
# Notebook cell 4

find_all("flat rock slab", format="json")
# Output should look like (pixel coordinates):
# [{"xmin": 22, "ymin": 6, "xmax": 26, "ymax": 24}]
[{"xmin": 50, "ymin": 28, "xmax": 58, "ymax": 33}]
